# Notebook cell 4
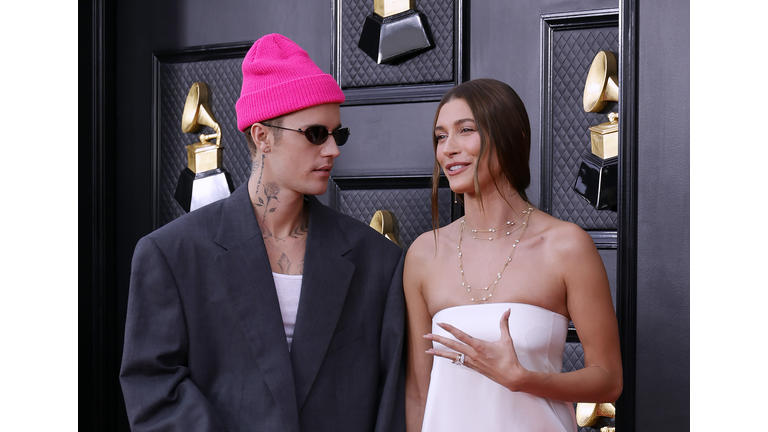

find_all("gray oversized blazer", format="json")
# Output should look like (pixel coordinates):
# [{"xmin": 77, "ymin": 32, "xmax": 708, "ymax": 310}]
[{"xmin": 120, "ymin": 184, "xmax": 406, "ymax": 432}]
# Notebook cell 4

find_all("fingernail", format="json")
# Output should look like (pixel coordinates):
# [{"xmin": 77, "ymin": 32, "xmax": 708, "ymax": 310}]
[
  {"xmin": 425, "ymin": 349, "xmax": 434, "ymax": 354},
  {"xmin": 423, "ymin": 334, "xmax": 432, "ymax": 339}
]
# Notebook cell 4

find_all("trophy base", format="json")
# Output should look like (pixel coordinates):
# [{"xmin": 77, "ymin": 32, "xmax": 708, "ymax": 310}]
[
  {"xmin": 357, "ymin": 9, "xmax": 434, "ymax": 64},
  {"xmin": 174, "ymin": 167, "xmax": 234, "ymax": 213},
  {"xmin": 572, "ymin": 152, "xmax": 617, "ymax": 210}
]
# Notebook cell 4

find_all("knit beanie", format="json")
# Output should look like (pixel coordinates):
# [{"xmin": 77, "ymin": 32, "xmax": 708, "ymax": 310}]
[{"xmin": 236, "ymin": 34, "xmax": 345, "ymax": 131}]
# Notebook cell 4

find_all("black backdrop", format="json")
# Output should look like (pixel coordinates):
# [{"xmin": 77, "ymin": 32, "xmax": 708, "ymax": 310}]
[{"xmin": 81, "ymin": 0, "xmax": 690, "ymax": 430}]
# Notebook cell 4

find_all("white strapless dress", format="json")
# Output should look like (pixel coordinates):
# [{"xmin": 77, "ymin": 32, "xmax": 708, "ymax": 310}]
[{"xmin": 421, "ymin": 303, "xmax": 578, "ymax": 432}]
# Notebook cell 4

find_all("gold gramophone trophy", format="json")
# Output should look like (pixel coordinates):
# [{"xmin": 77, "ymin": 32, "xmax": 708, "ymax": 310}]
[
  {"xmin": 576, "ymin": 402, "xmax": 616, "ymax": 432},
  {"xmin": 573, "ymin": 51, "xmax": 619, "ymax": 210},
  {"xmin": 357, "ymin": 0, "xmax": 434, "ymax": 64},
  {"xmin": 369, "ymin": 210, "xmax": 401, "ymax": 246},
  {"xmin": 174, "ymin": 82, "xmax": 234, "ymax": 213}
]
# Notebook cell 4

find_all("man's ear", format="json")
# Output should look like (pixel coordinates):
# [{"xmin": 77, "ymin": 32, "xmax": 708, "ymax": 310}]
[{"xmin": 250, "ymin": 123, "xmax": 272, "ymax": 153}]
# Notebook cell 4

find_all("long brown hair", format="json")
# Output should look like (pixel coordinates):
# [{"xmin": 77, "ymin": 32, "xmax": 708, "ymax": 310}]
[{"xmin": 431, "ymin": 78, "xmax": 531, "ymax": 229}]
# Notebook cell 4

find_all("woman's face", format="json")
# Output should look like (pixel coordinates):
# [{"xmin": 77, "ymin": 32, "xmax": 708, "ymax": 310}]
[{"xmin": 434, "ymin": 98, "xmax": 499, "ymax": 196}]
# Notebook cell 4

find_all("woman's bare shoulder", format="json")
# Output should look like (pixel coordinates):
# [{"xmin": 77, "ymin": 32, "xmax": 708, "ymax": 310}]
[
  {"xmin": 406, "ymin": 230, "xmax": 437, "ymax": 260},
  {"xmin": 532, "ymin": 210, "xmax": 595, "ymax": 255},
  {"xmin": 406, "ymin": 220, "xmax": 461, "ymax": 262}
]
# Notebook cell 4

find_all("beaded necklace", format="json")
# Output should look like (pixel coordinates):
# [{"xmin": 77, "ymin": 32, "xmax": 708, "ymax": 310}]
[
  {"xmin": 464, "ymin": 208, "xmax": 529, "ymax": 241},
  {"xmin": 457, "ymin": 204, "xmax": 533, "ymax": 302}
]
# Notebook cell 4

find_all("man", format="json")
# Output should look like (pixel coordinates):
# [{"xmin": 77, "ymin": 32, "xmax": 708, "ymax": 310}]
[{"xmin": 120, "ymin": 34, "xmax": 406, "ymax": 432}]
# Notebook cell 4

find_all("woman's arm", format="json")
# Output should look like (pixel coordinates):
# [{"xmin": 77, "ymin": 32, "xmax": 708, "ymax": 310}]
[
  {"xmin": 403, "ymin": 234, "xmax": 437, "ymax": 432},
  {"xmin": 426, "ymin": 224, "xmax": 622, "ymax": 403},
  {"xmin": 554, "ymin": 224, "xmax": 623, "ymax": 402}
]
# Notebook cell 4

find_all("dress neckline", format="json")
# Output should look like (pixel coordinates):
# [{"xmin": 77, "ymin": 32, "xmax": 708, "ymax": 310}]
[{"xmin": 432, "ymin": 302, "xmax": 569, "ymax": 322}]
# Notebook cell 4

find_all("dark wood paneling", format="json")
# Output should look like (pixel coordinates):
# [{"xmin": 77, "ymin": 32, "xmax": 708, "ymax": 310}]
[
  {"xmin": 633, "ymin": 0, "xmax": 690, "ymax": 429},
  {"xmin": 80, "ymin": 0, "xmax": 121, "ymax": 430},
  {"xmin": 615, "ymin": 0, "xmax": 638, "ymax": 430}
]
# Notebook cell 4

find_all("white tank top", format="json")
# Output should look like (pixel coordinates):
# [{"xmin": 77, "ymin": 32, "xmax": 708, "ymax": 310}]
[{"xmin": 271, "ymin": 272, "xmax": 302, "ymax": 350}]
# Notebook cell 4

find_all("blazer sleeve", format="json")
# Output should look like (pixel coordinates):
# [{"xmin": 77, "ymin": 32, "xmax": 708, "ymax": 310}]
[
  {"xmin": 374, "ymin": 249, "xmax": 407, "ymax": 432},
  {"xmin": 119, "ymin": 236, "xmax": 227, "ymax": 432}
]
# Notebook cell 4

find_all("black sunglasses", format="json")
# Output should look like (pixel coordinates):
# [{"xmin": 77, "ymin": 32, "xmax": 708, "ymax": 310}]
[{"xmin": 260, "ymin": 123, "xmax": 350, "ymax": 146}]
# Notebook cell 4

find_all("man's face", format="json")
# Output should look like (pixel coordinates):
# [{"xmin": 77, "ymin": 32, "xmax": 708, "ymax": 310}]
[{"xmin": 264, "ymin": 103, "xmax": 343, "ymax": 196}]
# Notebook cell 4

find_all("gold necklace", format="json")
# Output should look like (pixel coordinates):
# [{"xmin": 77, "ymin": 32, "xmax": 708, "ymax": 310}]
[
  {"xmin": 458, "ymin": 204, "xmax": 533, "ymax": 302},
  {"xmin": 464, "ymin": 209, "xmax": 529, "ymax": 241}
]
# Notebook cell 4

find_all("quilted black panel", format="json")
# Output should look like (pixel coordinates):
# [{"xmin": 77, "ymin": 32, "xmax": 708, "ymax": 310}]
[
  {"xmin": 338, "ymin": 187, "xmax": 451, "ymax": 248},
  {"xmin": 562, "ymin": 342, "xmax": 585, "ymax": 373},
  {"xmin": 338, "ymin": 0, "xmax": 454, "ymax": 88},
  {"xmin": 549, "ymin": 26, "xmax": 618, "ymax": 229},
  {"xmin": 158, "ymin": 57, "xmax": 251, "ymax": 226}
]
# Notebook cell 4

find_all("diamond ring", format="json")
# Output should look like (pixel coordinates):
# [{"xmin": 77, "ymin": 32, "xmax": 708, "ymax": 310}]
[{"xmin": 452, "ymin": 353, "xmax": 465, "ymax": 366}]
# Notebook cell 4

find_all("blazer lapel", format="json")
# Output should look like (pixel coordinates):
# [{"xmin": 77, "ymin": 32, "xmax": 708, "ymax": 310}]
[
  {"xmin": 213, "ymin": 185, "xmax": 300, "ymax": 426},
  {"xmin": 289, "ymin": 196, "xmax": 355, "ymax": 410}
]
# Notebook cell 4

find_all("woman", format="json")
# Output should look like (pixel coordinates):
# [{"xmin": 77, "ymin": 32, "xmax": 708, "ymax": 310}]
[{"xmin": 404, "ymin": 79, "xmax": 622, "ymax": 431}]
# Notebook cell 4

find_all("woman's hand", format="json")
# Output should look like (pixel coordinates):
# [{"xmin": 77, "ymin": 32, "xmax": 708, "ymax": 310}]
[{"xmin": 424, "ymin": 308, "xmax": 529, "ymax": 392}]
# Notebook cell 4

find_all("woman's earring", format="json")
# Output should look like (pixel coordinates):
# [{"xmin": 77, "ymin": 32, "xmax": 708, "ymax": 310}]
[{"xmin": 454, "ymin": 193, "xmax": 457, "ymax": 204}]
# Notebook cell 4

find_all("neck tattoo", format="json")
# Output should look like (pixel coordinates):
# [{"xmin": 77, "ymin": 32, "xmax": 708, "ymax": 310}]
[
  {"xmin": 252, "ymin": 154, "xmax": 265, "ymax": 198},
  {"xmin": 253, "ymin": 181, "xmax": 280, "ymax": 223},
  {"xmin": 263, "ymin": 222, "xmax": 307, "ymax": 243}
]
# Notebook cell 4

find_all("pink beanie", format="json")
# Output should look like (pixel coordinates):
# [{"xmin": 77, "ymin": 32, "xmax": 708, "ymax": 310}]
[{"xmin": 236, "ymin": 34, "xmax": 345, "ymax": 131}]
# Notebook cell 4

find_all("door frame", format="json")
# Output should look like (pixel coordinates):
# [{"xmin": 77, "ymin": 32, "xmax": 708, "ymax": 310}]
[{"xmin": 616, "ymin": 0, "xmax": 639, "ymax": 430}]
